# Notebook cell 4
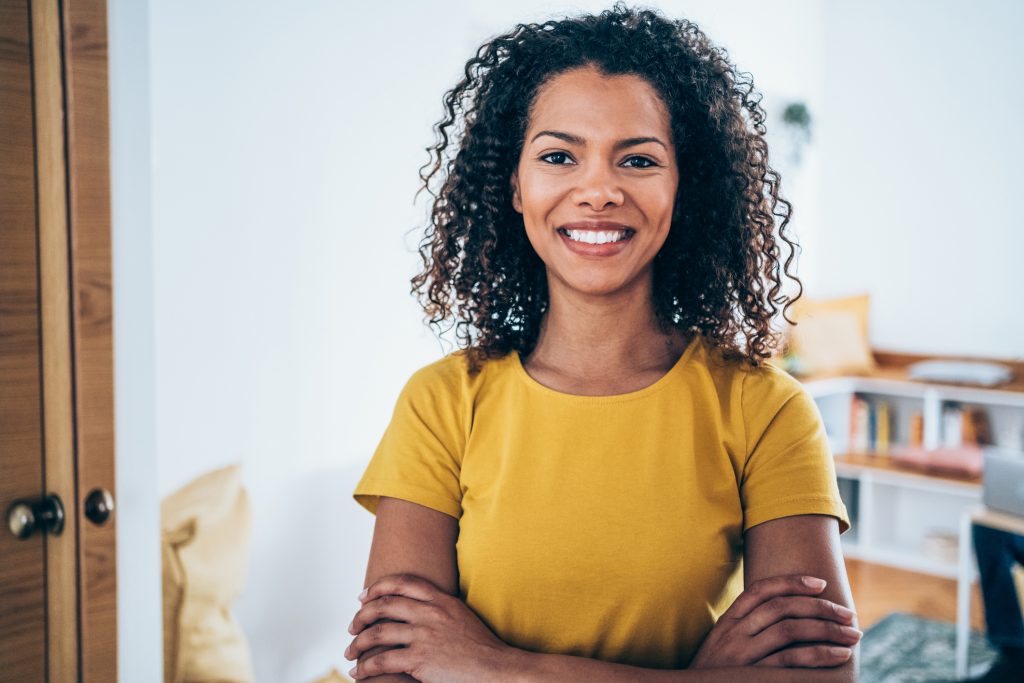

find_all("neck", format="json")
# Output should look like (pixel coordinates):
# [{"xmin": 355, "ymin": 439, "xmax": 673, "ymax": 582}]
[{"xmin": 525, "ymin": 271, "xmax": 688, "ymax": 379}]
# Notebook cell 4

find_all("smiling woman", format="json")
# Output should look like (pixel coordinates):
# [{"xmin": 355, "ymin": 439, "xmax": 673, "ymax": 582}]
[{"xmin": 348, "ymin": 3, "xmax": 858, "ymax": 682}]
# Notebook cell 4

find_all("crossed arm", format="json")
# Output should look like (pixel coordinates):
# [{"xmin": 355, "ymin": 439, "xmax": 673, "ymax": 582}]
[{"xmin": 349, "ymin": 497, "xmax": 858, "ymax": 682}]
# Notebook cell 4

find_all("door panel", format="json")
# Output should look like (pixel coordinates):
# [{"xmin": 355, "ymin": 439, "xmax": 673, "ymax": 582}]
[
  {"xmin": 61, "ymin": 1, "xmax": 118, "ymax": 678},
  {"xmin": 32, "ymin": 0, "xmax": 81, "ymax": 678},
  {"xmin": 0, "ymin": 0, "xmax": 48, "ymax": 679},
  {"xmin": 1, "ymin": 0, "xmax": 117, "ymax": 680}
]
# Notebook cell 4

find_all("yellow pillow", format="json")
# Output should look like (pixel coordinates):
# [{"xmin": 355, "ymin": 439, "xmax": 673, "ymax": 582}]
[
  {"xmin": 786, "ymin": 293, "xmax": 876, "ymax": 376},
  {"xmin": 162, "ymin": 464, "xmax": 254, "ymax": 683}
]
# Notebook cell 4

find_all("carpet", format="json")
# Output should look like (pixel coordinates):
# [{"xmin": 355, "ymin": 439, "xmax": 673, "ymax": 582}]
[{"xmin": 859, "ymin": 612, "xmax": 998, "ymax": 682}]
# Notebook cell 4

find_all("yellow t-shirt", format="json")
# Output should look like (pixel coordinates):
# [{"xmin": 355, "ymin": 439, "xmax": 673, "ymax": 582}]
[{"xmin": 352, "ymin": 335, "xmax": 850, "ymax": 669}]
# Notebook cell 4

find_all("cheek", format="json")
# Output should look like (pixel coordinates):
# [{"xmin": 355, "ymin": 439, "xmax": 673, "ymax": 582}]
[
  {"xmin": 640, "ymin": 189, "xmax": 678, "ymax": 239},
  {"xmin": 518, "ymin": 172, "xmax": 564, "ymax": 215},
  {"xmin": 644, "ymin": 181, "xmax": 678, "ymax": 215}
]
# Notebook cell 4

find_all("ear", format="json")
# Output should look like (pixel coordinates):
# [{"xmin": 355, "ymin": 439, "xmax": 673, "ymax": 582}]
[{"xmin": 510, "ymin": 170, "xmax": 522, "ymax": 214}]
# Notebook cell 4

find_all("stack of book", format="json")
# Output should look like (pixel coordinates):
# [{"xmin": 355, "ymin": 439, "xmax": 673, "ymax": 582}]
[
  {"xmin": 847, "ymin": 397, "xmax": 993, "ymax": 454},
  {"xmin": 941, "ymin": 403, "xmax": 993, "ymax": 448},
  {"xmin": 847, "ymin": 395, "xmax": 991, "ymax": 476},
  {"xmin": 847, "ymin": 395, "xmax": 892, "ymax": 454}
]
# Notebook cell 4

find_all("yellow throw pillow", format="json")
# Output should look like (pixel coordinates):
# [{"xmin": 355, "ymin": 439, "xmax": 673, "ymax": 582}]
[
  {"xmin": 786, "ymin": 293, "xmax": 876, "ymax": 376},
  {"xmin": 161, "ymin": 464, "xmax": 254, "ymax": 683}
]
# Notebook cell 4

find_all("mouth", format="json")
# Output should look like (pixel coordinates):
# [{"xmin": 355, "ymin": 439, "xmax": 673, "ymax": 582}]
[
  {"xmin": 555, "ymin": 224, "xmax": 636, "ymax": 257},
  {"xmin": 556, "ymin": 227, "xmax": 635, "ymax": 244}
]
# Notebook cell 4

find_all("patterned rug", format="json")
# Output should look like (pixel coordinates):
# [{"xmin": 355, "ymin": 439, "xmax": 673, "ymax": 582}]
[{"xmin": 860, "ymin": 612, "xmax": 998, "ymax": 682}]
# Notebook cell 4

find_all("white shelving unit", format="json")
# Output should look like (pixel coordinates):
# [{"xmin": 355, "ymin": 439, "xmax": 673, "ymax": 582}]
[{"xmin": 803, "ymin": 374, "xmax": 1024, "ymax": 578}]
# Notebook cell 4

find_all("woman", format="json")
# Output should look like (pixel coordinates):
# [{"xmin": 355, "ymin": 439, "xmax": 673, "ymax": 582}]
[{"xmin": 345, "ymin": 4, "xmax": 859, "ymax": 681}]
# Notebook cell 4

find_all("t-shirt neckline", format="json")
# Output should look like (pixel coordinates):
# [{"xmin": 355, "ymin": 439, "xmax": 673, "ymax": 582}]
[{"xmin": 511, "ymin": 334, "xmax": 701, "ymax": 403}]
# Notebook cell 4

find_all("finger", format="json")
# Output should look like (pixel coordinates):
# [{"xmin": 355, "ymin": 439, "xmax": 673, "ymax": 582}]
[
  {"xmin": 344, "ymin": 621, "xmax": 417, "ymax": 661},
  {"xmin": 743, "ymin": 596, "xmax": 857, "ymax": 636},
  {"xmin": 754, "ymin": 644, "xmax": 853, "ymax": 668},
  {"xmin": 349, "ymin": 594, "xmax": 440, "ymax": 636},
  {"xmin": 359, "ymin": 573, "xmax": 449, "ymax": 605},
  {"xmin": 751, "ymin": 618, "xmax": 862, "ymax": 661},
  {"xmin": 351, "ymin": 646, "xmax": 417, "ymax": 680},
  {"xmin": 722, "ymin": 575, "xmax": 828, "ymax": 621}
]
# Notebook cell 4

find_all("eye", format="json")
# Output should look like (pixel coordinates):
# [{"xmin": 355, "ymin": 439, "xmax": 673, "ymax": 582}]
[
  {"xmin": 539, "ymin": 151, "xmax": 574, "ymax": 165},
  {"xmin": 623, "ymin": 156, "xmax": 658, "ymax": 169}
]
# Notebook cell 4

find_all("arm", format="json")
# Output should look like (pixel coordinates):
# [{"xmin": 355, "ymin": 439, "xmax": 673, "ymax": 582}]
[
  {"xmin": 739, "ymin": 514, "xmax": 858, "ymax": 680},
  {"xmin": 353, "ymin": 505, "xmax": 856, "ymax": 682},
  {"xmin": 355, "ymin": 496, "xmax": 460, "ymax": 682}
]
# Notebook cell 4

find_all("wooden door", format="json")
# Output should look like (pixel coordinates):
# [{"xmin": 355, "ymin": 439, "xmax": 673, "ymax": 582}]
[
  {"xmin": 0, "ymin": 0, "xmax": 117, "ymax": 680},
  {"xmin": 1, "ymin": 0, "xmax": 48, "ymax": 676}
]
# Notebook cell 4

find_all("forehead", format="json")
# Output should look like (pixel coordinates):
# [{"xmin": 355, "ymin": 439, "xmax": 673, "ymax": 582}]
[{"xmin": 526, "ymin": 66, "xmax": 672, "ymax": 140}]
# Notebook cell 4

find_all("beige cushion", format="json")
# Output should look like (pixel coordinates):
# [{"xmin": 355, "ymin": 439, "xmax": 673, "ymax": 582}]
[
  {"xmin": 786, "ymin": 293, "xmax": 876, "ymax": 376},
  {"xmin": 162, "ymin": 464, "xmax": 254, "ymax": 683},
  {"xmin": 309, "ymin": 668, "xmax": 352, "ymax": 683}
]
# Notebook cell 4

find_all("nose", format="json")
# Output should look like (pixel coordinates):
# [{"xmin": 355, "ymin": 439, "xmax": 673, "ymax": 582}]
[{"xmin": 570, "ymin": 162, "xmax": 624, "ymax": 211}]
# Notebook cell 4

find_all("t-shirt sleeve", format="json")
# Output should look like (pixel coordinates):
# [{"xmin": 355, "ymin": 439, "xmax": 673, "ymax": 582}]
[
  {"xmin": 740, "ymin": 365, "xmax": 851, "ymax": 534},
  {"xmin": 352, "ymin": 360, "xmax": 466, "ymax": 520}
]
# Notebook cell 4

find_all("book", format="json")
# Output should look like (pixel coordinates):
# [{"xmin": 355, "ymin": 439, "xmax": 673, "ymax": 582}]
[
  {"xmin": 848, "ymin": 395, "xmax": 870, "ymax": 453},
  {"xmin": 942, "ymin": 403, "xmax": 963, "ymax": 449},
  {"xmin": 961, "ymin": 407, "xmax": 993, "ymax": 446},
  {"xmin": 876, "ymin": 401, "xmax": 891, "ymax": 455},
  {"xmin": 909, "ymin": 411, "xmax": 924, "ymax": 448}
]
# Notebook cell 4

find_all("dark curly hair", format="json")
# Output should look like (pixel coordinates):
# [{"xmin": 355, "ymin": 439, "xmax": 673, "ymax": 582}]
[{"xmin": 411, "ymin": 2, "xmax": 801, "ymax": 375}]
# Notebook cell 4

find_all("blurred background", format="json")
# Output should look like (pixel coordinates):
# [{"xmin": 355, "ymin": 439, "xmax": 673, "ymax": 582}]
[{"xmin": 106, "ymin": 0, "xmax": 1024, "ymax": 681}]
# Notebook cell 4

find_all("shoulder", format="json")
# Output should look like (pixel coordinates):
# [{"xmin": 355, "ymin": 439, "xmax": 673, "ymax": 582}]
[
  {"xmin": 733, "ymin": 359, "xmax": 825, "ymax": 456},
  {"xmin": 737, "ymin": 359, "xmax": 819, "ymax": 438},
  {"xmin": 403, "ymin": 350, "xmax": 471, "ymax": 393},
  {"xmin": 738, "ymin": 358, "xmax": 808, "ymax": 409},
  {"xmin": 389, "ymin": 349, "xmax": 513, "ymax": 454},
  {"xmin": 398, "ymin": 347, "xmax": 505, "ymax": 405},
  {"xmin": 687, "ymin": 339, "xmax": 818, "ymax": 442},
  {"xmin": 686, "ymin": 337, "xmax": 804, "ymax": 406}
]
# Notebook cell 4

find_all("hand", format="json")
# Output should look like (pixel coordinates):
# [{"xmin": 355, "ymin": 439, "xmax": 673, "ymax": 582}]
[
  {"xmin": 344, "ymin": 573, "xmax": 517, "ymax": 682},
  {"xmin": 689, "ymin": 575, "xmax": 861, "ymax": 669}
]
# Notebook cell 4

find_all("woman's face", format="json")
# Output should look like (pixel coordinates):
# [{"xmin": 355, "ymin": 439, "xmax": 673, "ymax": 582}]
[{"xmin": 511, "ymin": 65, "xmax": 679, "ymax": 299}]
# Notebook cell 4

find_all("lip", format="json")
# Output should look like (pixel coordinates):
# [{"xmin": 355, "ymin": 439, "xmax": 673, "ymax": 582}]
[
  {"xmin": 560, "ymin": 220, "xmax": 634, "ymax": 231},
  {"xmin": 557, "ymin": 222, "xmax": 635, "ymax": 258}
]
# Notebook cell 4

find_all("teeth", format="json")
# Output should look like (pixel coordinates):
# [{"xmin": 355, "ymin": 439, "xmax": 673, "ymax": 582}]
[{"xmin": 565, "ymin": 229, "xmax": 628, "ymax": 244}]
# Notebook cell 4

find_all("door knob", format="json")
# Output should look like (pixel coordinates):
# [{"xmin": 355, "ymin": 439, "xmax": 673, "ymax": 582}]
[
  {"xmin": 6, "ymin": 494, "xmax": 65, "ymax": 540},
  {"xmin": 84, "ymin": 488, "xmax": 114, "ymax": 525}
]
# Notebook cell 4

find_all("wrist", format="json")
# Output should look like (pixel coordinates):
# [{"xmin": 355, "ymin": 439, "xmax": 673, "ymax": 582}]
[{"xmin": 496, "ymin": 644, "xmax": 537, "ymax": 683}]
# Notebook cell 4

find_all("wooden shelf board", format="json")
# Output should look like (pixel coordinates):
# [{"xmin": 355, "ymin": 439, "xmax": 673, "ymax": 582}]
[
  {"xmin": 798, "ymin": 348, "xmax": 1024, "ymax": 402},
  {"xmin": 834, "ymin": 452, "xmax": 982, "ymax": 489}
]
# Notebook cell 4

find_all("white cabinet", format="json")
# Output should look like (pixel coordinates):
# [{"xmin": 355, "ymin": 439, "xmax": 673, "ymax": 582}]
[{"xmin": 803, "ymin": 374, "xmax": 1024, "ymax": 578}]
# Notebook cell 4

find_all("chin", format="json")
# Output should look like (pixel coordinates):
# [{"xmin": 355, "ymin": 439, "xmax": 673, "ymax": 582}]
[{"xmin": 558, "ymin": 272, "xmax": 634, "ymax": 297}]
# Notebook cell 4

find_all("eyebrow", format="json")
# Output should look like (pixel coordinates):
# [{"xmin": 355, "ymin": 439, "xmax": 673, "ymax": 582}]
[{"xmin": 529, "ymin": 130, "xmax": 669, "ymax": 151}]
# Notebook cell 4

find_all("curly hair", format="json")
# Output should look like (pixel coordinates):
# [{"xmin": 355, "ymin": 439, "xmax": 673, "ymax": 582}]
[{"xmin": 411, "ymin": 2, "xmax": 801, "ymax": 375}]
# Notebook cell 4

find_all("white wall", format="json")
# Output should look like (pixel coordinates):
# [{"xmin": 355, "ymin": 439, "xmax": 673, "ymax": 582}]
[
  {"xmin": 818, "ymin": 0, "xmax": 1024, "ymax": 358},
  {"xmin": 108, "ymin": 0, "xmax": 162, "ymax": 680},
  {"xmin": 109, "ymin": 1, "xmax": 1021, "ymax": 681}
]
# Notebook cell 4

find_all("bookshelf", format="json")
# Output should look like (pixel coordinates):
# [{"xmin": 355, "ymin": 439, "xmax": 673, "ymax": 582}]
[{"xmin": 801, "ymin": 350, "xmax": 1024, "ymax": 578}]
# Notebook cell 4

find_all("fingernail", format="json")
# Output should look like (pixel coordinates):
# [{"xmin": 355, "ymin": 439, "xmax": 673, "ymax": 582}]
[
  {"xmin": 840, "ymin": 626, "xmax": 862, "ymax": 639},
  {"xmin": 347, "ymin": 619, "xmax": 354, "ymax": 634},
  {"xmin": 348, "ymin": 665, "xmax": 358, "ymax": 678},
  {"xmin": 358, "ymin": 588, "xmax": 368, "ymax": 601},
  {"xmin": 836, "ymin": 605, "xmax": 855, "ymax": 620},
  {"xmin": 802, "ymin": 577, "xmax": 826, "ymax": 589},
  {"xmin": 830, "ymin": 647, "xmax": 852, "ymax": 658}
]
